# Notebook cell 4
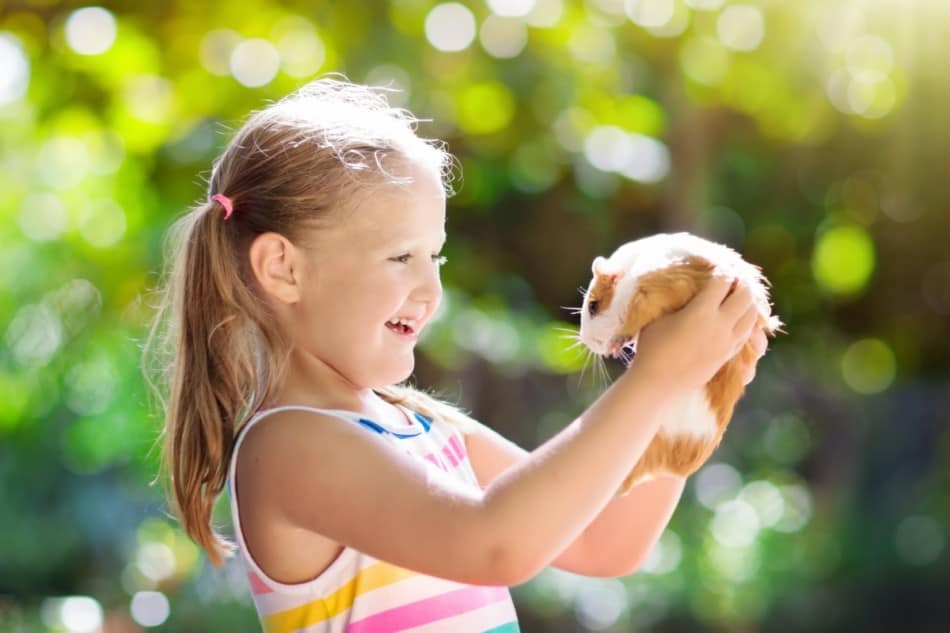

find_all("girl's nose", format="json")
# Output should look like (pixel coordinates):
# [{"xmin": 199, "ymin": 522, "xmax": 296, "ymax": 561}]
[{"xmin": 413, "ymin": 260, "xmax": 443, "ymax": 305}]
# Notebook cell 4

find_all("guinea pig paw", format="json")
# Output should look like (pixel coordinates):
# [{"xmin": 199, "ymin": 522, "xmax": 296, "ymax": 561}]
[{"xmin": 607, "ymin": 334, "xmax": 637, "ymax": 359}]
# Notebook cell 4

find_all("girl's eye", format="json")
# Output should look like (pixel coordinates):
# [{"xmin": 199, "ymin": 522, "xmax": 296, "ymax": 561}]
[{"xmin": 392, "ymin": 254, "xmax": 448, "ymax": 266}]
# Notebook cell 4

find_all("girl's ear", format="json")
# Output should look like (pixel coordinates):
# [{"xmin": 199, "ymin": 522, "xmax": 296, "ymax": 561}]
[
  {"xmin": 592, "ymin": 256, "xmax": 624, "ymax": 285},
  {"xmin": 249, "ymin": 232, "xmax": 301, "ymax": 305}
]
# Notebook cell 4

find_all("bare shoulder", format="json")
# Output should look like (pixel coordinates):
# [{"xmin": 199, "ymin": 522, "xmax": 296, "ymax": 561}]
[{"xmin": 235, "ymin": 407, "xmax": 517, "ymax": 585}]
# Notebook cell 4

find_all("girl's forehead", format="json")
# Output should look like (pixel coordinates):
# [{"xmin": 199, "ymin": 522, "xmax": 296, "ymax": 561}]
[
  {"xmin": 350, "ymin": 184, "xmax": 444, "ymax": 231},
  {"xmin": 311, "ymin": 195, "xmax": 445, "ymax": 248}
]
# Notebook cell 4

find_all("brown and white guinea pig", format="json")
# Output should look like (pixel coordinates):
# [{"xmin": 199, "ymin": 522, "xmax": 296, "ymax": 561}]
[{"xmin": 578, "ymin": 232, "xmax": 785, "ymax": 496}]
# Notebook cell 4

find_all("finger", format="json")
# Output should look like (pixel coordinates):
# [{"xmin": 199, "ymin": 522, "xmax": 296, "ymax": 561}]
[
  {"xmin": 722, "ymin": 283, "xmax": 754, "ymax": 320},
  {"xmin": 751, "ymin": 328, "xmax": 768, "ymax": 358},
  {"xmin": 702, "ymin": 275, "xmax": 736, "ymax": 307},
  {"xmin": 733, "ymin": 304, "xmax": 758, "ymax": 337},
  {"xmin": 743, "ymin": 365, "xmax": 756, "ymax": 385}
]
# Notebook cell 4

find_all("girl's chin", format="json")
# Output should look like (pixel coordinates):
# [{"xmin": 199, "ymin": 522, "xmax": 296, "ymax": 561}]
[{"xmin": 368, "ymin": 359, "xmax": 415, "ymax": 387}]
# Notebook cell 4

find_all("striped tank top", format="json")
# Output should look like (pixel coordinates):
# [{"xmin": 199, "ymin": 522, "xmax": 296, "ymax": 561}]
[{"xmin": 226, "ymin": 402, "xmax": 521, "ymax": 633}]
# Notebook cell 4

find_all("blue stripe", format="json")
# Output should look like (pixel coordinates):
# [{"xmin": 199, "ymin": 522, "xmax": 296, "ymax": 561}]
[
  {"xmin": 413, "ymin": 412, "xmax": 432, "ymax": 432},
  {"xmin": 356, "ymin": 415, "xmax": 432, "ymax": 439},
  {"xmin": 482, "ymin": 622, "xmax": 520, "ymax": 633}
]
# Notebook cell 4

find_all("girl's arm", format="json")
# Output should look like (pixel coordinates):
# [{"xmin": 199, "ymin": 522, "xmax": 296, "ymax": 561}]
[
  {"xmin": 241, "ymin": 277, "xmax": 753, "ymax": 586},
  {"xmin": 578, "ymin": 475, "xmax": 685, "ymax": 576},
  {"xmin": 465, "ymin": 422, "xmax": 686, "ymax": 578},
  {"xmin": 477, "ymin": 365, "xmax": 683, "ymax": 583}
]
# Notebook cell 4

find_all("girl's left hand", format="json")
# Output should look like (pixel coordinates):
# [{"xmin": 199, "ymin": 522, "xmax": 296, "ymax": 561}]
[{"xmin": 742, "ymin": 327, "xmax": 769, "ymax": 385}]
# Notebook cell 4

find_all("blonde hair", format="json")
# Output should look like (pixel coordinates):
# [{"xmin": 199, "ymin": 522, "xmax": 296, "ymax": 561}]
[{"xmin": 140, "ymin": 73, "xmax": 479, "ymax": 568}]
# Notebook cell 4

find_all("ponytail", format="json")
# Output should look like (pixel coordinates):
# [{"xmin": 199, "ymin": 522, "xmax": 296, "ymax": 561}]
[{"xmin": 142, "ymin": 200, "xmax": 291, "ymax": 568}]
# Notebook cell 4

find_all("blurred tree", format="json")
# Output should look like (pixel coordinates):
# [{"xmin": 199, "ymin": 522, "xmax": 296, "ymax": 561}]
[{"xmin": 1, "ymin": 1, "xmax": 948, "ymax": 631}]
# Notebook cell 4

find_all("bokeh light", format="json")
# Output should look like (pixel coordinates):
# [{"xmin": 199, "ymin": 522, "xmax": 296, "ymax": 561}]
[
  {"xmin": 717, "ymin": 5, "xmax": 765, "ymax": 52},
  {"xmin": 772, "ymin": 484, "xmax": 813, "ymax": 533},
  {"xmin": 625, "ymin": 0, "xmax": 677, "ymax": 29},
  {"xmin": 841, "ymin": 338, "xmax": 896, "ymax": 394},
  {"xmin": 273, "ymin": 16, "xmax": 326, "ymax": 78},
  {"xmin": 480, "ymin": 15, "xmax": 529, "ymax": 58},
  {"xmin": 0, "ymin": 33, "xmax": 30, "ymax": 106},
  {"xmin": 894, "ymin": 515, "xmax": 945, "ymax": 566},
  {"xmin": 811, "ymin": 225, "xmax": 875, "ymax": 296},
  {"xmin": 425, "ymin": 3, "xmax": 477, "ymax": 52},
  {"xmin": 65, "ymin": 7, "xmax": 117, "ymax": 56},
  {"xmin": 738, "ymin": 480, "xmax": 785, "ymax": 528},
  {"xmin": 685, "ymin": 0, "xmax": 726, "ymax": 10},
  {"xmin": 78, "ymin": 198, "xmax": 127, "ymax": 248},
  {"xmin": 583, "ymin": 126, "xmax": 670, "ymax": 184},
  {"xmin": 711, "ymin": 499, "xmax": 761, "ymax": 548},
  {"xmin": 130, "ymin": 591, "xmax": 171, "ymax": 627},
  {"xmin": 574, "ymin": 579, "xmax": 628, "ymax": 630},
  {"xmin": 641, "ymin": 529, "xmax": 683, "ymax": 574},
  {"xmin": 455, "ymin": 81, "xmax": 516, "ymax": 134},
  {"xmin": 695, "ymin": 463, "xmax": 743, "ymax": 509},
  {"xmin": 230, "ymin": 38, "xmax": 281, "ymax": 87},
  {"xmin": 18, "ymin": 192, "xmax": 68, "ymax": 242},
  {"xmin": 487, "ymin": 0, "xmax": 536, "ymax": 18},
  {"xmin": 41, "ymin": 596, "xmax": 103, "ymax": 633},
  {"xmin": 199, "ymin": 29, "xmax": 241, "ymax": 76},
  {"xmin": 523, "ymin": 0, "xmax": 563, "ymax": 26},
  {"xmin": 5, "ymin": 303, "xmax": 63, "ymax": 367}
]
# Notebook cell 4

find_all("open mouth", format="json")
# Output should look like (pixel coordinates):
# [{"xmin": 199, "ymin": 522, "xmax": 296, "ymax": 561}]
[
  {"xmin": 385, "ymin": 317, "xmax": 419, "ymax": 338},
  {"xmin": 386, "ymin": 322, "xmax": 414, "ymax": 335}
]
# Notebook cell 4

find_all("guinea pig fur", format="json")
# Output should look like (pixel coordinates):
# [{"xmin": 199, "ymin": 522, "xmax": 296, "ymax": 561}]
[{"xmin": 578, "ymin": 232, "xmax": 785, "ymax": 496}]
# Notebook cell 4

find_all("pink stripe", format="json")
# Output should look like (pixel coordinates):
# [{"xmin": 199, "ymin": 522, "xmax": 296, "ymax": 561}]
[
  {"xmin": 447, "ymin": 434, "xmax": 467, "ymax": 462},
  {"xmin": 247, "ymin": 570, "xmax": 273, "ymax": 595},
  {"xmin": 346, "ymin": 585, "xmax": 509, "ymax": 633},
  {"xmin": 421, "ymin": 436, "xmax": 467, "ymax": 471},
  {"xmin": 440, "ymin": 440, "xmax": 458, "ymax": 467}
]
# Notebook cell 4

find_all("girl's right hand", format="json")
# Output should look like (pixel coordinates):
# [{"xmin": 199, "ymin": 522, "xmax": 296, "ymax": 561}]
[{"xmin": 634, "ymin": 275, "xmax": 758, "ymax": 393}]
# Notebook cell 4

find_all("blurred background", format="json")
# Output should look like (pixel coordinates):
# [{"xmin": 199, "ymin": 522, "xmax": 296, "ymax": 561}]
[{"xmin": 1, "ymin": 0, "xmax": 948, "ymax": 631}]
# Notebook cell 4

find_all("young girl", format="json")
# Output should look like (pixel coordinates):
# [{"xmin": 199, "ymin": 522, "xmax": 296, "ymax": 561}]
[{"xmin": 143, "ymin": 73, "xmax": 765, "ymax": 632}]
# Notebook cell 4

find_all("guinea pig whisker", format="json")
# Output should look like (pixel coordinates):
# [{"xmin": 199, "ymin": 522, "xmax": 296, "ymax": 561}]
[
  {"xmin": 577, "ymin": 350, "xmax": 591, "ymax": 388},
  {"xmin": 598, "ymin": 354, "xmax": 610, "ymax": 389},
  {"xmin": 552, "ymin": 327, "xmax": 582, "ymax": 344},
  {"xmin": 577, "ymin": 347, "xmax": 600, "ymax": 388}
]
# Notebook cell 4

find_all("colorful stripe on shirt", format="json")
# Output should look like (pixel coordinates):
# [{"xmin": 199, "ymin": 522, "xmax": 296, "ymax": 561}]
[{"xmin": 259, "ymin": 560, "xmax": 516, "ymax": 633}]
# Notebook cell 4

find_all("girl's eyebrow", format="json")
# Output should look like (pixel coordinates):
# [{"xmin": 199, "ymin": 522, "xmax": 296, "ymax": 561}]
[{"xmin": 390, "ymin": 234, "xmax": 447, "ymax": 249}]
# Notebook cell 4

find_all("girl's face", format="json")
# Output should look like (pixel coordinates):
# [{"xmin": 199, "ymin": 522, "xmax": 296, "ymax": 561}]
[{"xmin": 292, "ymin": 162, "xmax": 447, "ymax": 390}]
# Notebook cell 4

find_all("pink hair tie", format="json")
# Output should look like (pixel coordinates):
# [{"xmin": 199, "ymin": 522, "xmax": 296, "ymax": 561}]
[{"xmin": 211, "ymin": 193, "xmax": 234, "ymax": 220}]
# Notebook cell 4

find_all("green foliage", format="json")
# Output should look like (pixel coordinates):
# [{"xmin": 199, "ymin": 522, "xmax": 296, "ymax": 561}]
[{"xmin": 2, "ymin": 1, "xmax": 949, "ymax": 631}]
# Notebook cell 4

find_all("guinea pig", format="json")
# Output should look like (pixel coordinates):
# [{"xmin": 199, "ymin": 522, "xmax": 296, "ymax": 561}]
[{"xmin": 578, "ymin": 232, "xmax": 784, "ymax": 496}]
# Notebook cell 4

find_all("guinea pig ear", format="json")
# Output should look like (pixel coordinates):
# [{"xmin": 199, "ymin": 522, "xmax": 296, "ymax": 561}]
[{"xmin": 592, "ymin": 256, "xmax": 624, "ymax": 284}]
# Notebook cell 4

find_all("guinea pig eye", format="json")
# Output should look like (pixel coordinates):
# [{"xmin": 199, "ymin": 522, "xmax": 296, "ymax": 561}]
[{"xmin": 588, "ymin": 300, "xmax": 599, "ymax": 315}]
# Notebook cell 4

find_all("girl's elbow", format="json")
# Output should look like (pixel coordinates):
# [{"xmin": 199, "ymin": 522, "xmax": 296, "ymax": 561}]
[
  {"xmin": 481, "ymin": 531, "xmax": 544, "ymax": 586},
  {"xmin": 485, "ymin": 537, "xmax": 540, "ymax": 586}
]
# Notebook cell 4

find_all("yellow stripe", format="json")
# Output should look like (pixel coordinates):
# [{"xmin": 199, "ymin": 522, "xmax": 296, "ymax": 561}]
[{"xmin": 263, "ymin": 561, "xmax": 418, "ymax": 633}]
